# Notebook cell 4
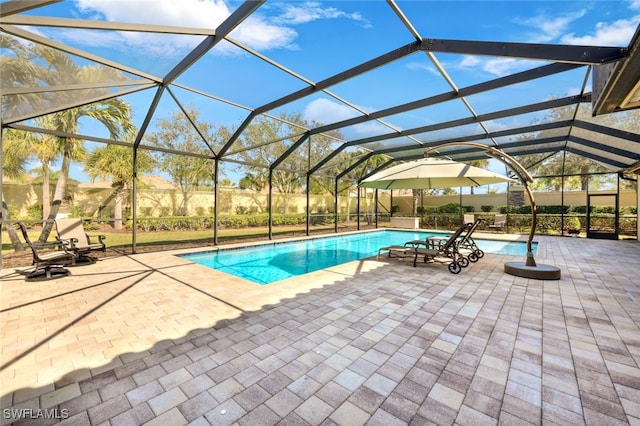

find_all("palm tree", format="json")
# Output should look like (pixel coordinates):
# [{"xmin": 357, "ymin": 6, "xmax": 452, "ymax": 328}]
[
  {"xmin": 412, "ymin": 188, "xmax": 426, "ymax": 216},
  {"xmin": 84, "ymin": 143, "xmax": 153, "ymax": 230},
  {"xmin": 3, "ymin": 41, "xmax": 136, "ymax": 243},
  {"xmin": 1, "ymin": 130, "xmax": 31, "ymax": 251},
  {"xmin": 3, "ymin": 115, "xmax": 73, "ymax": 221},
  {"xmin": 1, "ymin": 35, "xmax": 43, "ymax": 118}
]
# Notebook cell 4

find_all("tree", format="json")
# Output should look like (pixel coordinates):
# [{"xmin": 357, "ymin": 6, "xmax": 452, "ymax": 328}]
[
  {"xmin": 1, "ymin": 129, "xmax": 31, "ymax": 251},
  {"xmin": 235, "ymin": 113, "xmax": 311, "ymax": 214},
  {"xmin": 411, "ymin": 189, "xmax": 425, "ymax": 216},
  {"xmin": 522, "ymin": 150, "xmax": 612, "ymax": 191},
  {"xmin": 309, "ymin": 148, "xmax": 363, "ymax": 197},
  {"xmin": 4, "ymin": 115, "xmax": 84, "ymax": 220},
  {"xmin": 308, "ymin": 149, "xmax": 385, "ymax": 220},
  {"xmin": 343, "ymin": 154, "xmax": 389, "ymax": 223},
  {"xmin": 467, "ymin": 159, "xmax": 489, "ymax": 194},
  {"xmin": 84, "ymin": 142, "xmax": 154, "ymax": 229},
  {"xmin": 144, "ymin": 106, "xmax": 221, "ymax": 215},
  {"xmin": 1, "ymin": 39, "xmax": 135, "ymax": 245},
  {"xmin": 239, "ymin": 172, "xmax": 267, "ymax": 192},
  {"xmin": 515, "ymin": 101, "xmax": 640, "ymax": 191}
]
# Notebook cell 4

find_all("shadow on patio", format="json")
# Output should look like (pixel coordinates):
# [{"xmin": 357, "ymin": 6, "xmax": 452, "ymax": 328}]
[{"xmin": 1, "ymin": 235, "xmax": 639, "ymax": 425}]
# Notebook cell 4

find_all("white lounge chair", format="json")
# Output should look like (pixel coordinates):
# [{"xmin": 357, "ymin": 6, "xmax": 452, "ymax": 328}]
[
  {"xmin": 55, "ymin": 218, "xmax": 106, "ymax": 263},
  {"xmin": 489, "ymin": 214, "xmax": 507, "ymax": 232}
]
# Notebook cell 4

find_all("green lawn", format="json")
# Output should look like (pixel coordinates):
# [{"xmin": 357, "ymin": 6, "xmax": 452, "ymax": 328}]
[{"xmin": 1, "ymin": 224, "xmax": 343, "ymax": 255}]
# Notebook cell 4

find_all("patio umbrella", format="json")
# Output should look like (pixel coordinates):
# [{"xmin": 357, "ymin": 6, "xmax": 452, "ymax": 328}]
[{"xmin": 360, "ymin": 158, "xmax": 516, "ymax": 190}]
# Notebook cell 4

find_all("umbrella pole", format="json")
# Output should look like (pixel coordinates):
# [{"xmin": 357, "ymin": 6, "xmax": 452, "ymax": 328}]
[
  {"xmin": 424, "ymin": 143, "xmax": 560, "ymax": 279},
  {"xmin": 524, "ymin": 183, "xmax": 537, "ymax": 267},
  {"xmin": 459, "ymin": 188, "xmax": 463, "ymax": 225}
]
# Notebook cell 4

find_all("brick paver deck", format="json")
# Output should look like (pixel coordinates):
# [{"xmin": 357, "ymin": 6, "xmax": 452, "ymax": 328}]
[{"xmin": 1, "ymin": 232, "xmax": 639, "ymax": 425}]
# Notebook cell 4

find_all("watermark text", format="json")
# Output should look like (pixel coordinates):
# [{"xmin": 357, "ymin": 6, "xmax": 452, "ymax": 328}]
[{"xmin": 3, "ymin": 408, "xmax": 69, "ymax": 420}]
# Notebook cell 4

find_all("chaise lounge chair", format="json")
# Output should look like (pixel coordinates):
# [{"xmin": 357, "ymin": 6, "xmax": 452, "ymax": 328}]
[
  {"xmin": 55, "ymin": 218, "xmax": 106, "ymax": 263},
  {"xmin": 428, "ymin": 217, "xmax": 485, "ymax": 263},
  {"xmin": 378, "ymin": 222, "xmax": 471, "ymax": 274},
  {"xmin": 489, "ymin": 214, "xmax": 507, "ymax": 232},
  {"xmin": 456, "ymin": 218, "xmax": 485, "ymax": 262},
  {"xmin": 16, "ymin": 222, "xmax": 75, "ymax": 280}
]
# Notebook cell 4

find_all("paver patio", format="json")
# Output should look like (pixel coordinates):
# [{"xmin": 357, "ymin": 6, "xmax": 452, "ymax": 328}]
[{"xmin": 1, "ymin": 232, "xmax": 639, "ymax": 425}]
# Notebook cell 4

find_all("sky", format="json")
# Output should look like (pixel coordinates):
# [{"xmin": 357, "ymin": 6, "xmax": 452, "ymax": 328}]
[{"xmin": 8, "ymin": 0, "xmax": 640, "ymax": 188}]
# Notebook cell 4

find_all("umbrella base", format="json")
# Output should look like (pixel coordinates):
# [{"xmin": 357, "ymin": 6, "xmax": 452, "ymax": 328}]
[{"xmin": 504, "ymin": 262, "xmax": 561, "ymax": 280}]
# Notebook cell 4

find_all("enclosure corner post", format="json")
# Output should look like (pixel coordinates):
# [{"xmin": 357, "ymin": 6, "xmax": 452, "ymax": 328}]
[{"xmin": 213, "ymin": 158, "xmax": 219, "ymax": 246}]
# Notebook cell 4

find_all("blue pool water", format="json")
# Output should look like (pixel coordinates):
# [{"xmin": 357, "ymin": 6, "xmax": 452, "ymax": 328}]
[{"xmin": 178, "ymin": 230, "xmax": 537, "ymax": 285}]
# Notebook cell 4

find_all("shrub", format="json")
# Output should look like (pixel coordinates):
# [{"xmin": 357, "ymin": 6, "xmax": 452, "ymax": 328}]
[
  {"xmin": 591, "ymin": 206, "xmax": 616, "ymax": 214},
  {"xmin": 571, "ymin": 205, "xmax": 587, "ymax": 214},
  {"xmin": 620, "ymin": 217, "xmax": 637, "ymax": 235},
  {"xmin": 82, "ymin": 220, "xmax": 101, "ymax": 231},
  {"xmin": 438, "ymin": 203, "xmax": 463, "ymax": 214},
  {"xmin": 537, "ymin": 205, "xmax": 569, "ymax": 215},
  {"xmin": 564, "ymin": 216, "xmax": 581, "ymax": 231},
  {"xmin": 24, "ymin": 204, "xmax": 43, "ymax": 220},
  {"xmin": 69, "ymin": 205, "xmax": 86, "ymax": 217},
  {"xmin": 498, "ymin": 205, "xmax": 530, "ymax": 214},
  {"xmin": 480, "ymin": 205, "xmax": 493, "ymax": 212},
  {"xmin": 520, "ymin": 205, "xmax": 532, "ymax": 214}
]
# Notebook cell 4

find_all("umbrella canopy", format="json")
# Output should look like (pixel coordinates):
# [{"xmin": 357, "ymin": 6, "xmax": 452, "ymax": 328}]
[{"xmin": 360, "ymin": 158, "xmax": 516, "ymax": 190}]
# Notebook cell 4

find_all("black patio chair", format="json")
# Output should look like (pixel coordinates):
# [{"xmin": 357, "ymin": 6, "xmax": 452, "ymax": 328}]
[
  {"xmin": 427, "ymin": 217, "xmax": 485, "ymax": 263},
  {"xmin": 378, "ymin": 222, "xmax": 471, "ymax": 274},
  {"xmin": 16, "ymin": 222, "xmax": 75, "ymax": 280}
]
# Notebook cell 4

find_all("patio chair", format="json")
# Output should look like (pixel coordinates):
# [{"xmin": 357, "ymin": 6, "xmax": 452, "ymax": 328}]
[
  {"xmin": 55, "ymin": 218, "xmax": 106, "ymax": 263},
  {"xmin": 463, "ymin": 213, "xmax": 475, "ymax": 224},
  {"xmin": 454, "ymin": 218, "xmax": 485, "ymax": 262},
  {"xmin": 16, "ymin": 222, "xmax": 74, "ymax": 280},
  {"xmin": 489, "ymin": 214, "xmax": 507, "ymax": 232},
  {"xmin": 428, "ymin": 217, "xmax": 485, "ymax": 263},
  {"xmin": 378, "ymin": 222, "xmax": 471, "ymax": 274}
]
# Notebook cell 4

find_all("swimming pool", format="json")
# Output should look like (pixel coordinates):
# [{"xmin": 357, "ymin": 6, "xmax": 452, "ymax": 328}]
[{"xmin": 178, "ymin": 230, "xmax": 537, "ymax": 285}]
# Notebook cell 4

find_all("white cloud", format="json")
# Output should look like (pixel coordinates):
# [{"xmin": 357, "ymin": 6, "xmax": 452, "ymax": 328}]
[
  {"xmin": 71, "ymin": 0, "xmax": 300, "ymax": 55},
  {"xmin": 271, "ymin": 1, "xmax": 370, "ymax": 27},
  {"xmin": 406, "ymin": 61, "xmax": 440, "ymax": 77},
  {"xmin": 303, "ymin": 98, "xmax": 386, "ymax": 135},
  {"xmin": 63, "ymin": 0, "xmax": 366, "ymax": 57},
  {"xmin": 482, "ymin": 119, "xmax": 509, "ymax": 132},
  {"xmin": 459, "ymin": 56, "xmax": 481, "ymax": 68},
  {"xmin": 515, "ymin": 10, "xmax": 588, "ymax": 43},
  {"xmin": 457, "ymin": 56, "xmax": 539, "ymax": 78},
  {"xmin": 514, "ymin": 2, "xmax": 639, "ymax": 46},
  {"xmin": 76, "ymin": 0, "xmax": 229, "ymax": 26},
  {"xmin": 351, "ymin": 120, "xmax": 389, "ymax": 136},
  {"xmin": 561, "ymin": 16, "xmax": 640, "ymax": 46},
  {"xmin": 230, "ymin": 17, "xmax": 298, "ymax": 51},
  {"xmin": 303, "ymin": 98, "xmax": 359, "ymax": 123},
  {"xmin": 481, "ymin": 58, "xmax": 527, "ymax": 76},
  {"xmin": 453, "ymin": 5, "xmax": 640, "ymax": 77}
]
